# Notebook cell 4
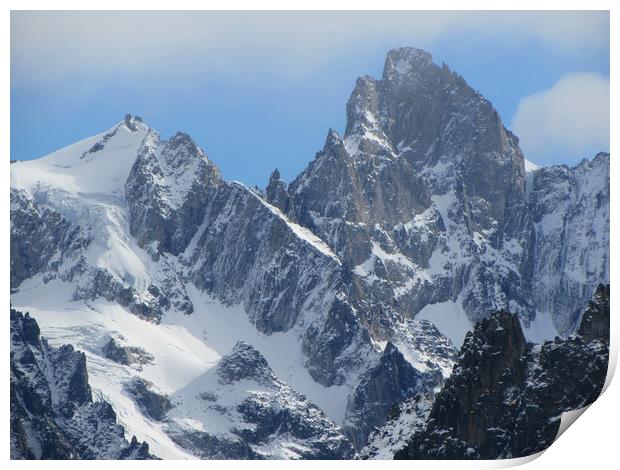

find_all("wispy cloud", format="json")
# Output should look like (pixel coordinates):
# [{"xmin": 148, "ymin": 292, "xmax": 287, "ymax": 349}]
[
  {"xmin": 11, "ymin": 11, "xmax": 609, "ymax": 89},
  {"xmin": 511, "ymin": 73, "xmax": 610, "ymax": 164}
]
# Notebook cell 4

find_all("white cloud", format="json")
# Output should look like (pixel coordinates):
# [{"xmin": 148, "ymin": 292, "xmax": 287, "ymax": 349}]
[
  {"xmin": 510, "ymin": 73, "xmax": 610, "ymax": 164},
  {"xmin": 10, "ymin": 11, "xmax": 609, "ymax": 89}
]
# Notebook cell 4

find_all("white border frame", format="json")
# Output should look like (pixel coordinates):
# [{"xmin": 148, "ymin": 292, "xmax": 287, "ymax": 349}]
[{"xmin": 2, "ymin": 2, "xmax": 616, "ymax": 468}]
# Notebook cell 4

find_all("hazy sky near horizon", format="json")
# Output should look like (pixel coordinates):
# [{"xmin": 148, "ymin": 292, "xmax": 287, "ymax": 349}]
[{"xmin": 11, "ymin": 11, "xmax": 610, "ymax": 187}]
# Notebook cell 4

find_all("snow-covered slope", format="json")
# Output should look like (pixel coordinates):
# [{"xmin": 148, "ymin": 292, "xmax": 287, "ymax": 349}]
[
  {"xmin": 11, "ymin": 116, "xmax": 164, "ymax": 318},
  {"xmin": 11, "ymin": 118, "xmax": 146, "ymax": 197},
  {"xmin": 10, "ymin": 273, "xmax": 358, "ymax": 458}
]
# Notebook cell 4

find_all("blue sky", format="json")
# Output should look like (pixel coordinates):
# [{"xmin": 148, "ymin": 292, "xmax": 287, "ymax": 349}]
[{"xmin": 11, "ymin": 11, "xmax": 609, "ymax": 187}]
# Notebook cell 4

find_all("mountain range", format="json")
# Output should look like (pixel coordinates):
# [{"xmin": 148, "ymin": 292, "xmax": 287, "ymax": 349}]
[{"xmin": 10, "ymin": 47, "xmax": 610, "ymax": 459}]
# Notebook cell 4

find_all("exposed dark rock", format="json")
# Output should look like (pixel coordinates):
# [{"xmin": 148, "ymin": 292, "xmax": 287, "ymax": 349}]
[
  {"xmin": 73, "ymin": 268, "xmax": 164, "ymax": 322},
  {"xmin": 10, "ymin": 309, "xmax": 154, "ymax": 459},
  {"xmin": 301, "ymin": 293, "xmax": 373, "ymax": 386},
  {"xmin": 87, "ymin": 142, "xmax": 105, "ymax": 154},
  {"xmin": 80, "ymin": 126, "xmax": 120, "ymax": 159},
  {"xmin": 102, "ymin": 336, "xmax": 154, "ymax": 367},
  {"xmin": 357, "ymin": 392, "xmax": 435, "ymax": 460},
  {"xmin": 10, "ymin": 189, "xmax": 89, "ymax": 290},
  {"xmin": 395, "ymin": 286, "xmax": 609, "ymax": 459},
  {"xmin": 124, "ymin": 113, "xmax": 138, "ymax": 132},
  {"xmin": 168, "ymin": 429, "xmax": 257, "ymax": 459},
  {"xmin": 344, "ymin": 342, "xmax": 442, "ymax": 449},
  {"xmin": 265, "ymin": 168, "xmax": 290, "ymax": 212},
  {"xmin": 216, "ymin": 341, "xmax": 276, "ymax": 385},
  {"xmin": 124, "ymin": 377, "xmax": 172, "ymax": 421},
  {"xmin": 126, "ymin": 130, "xmax": 221, "ymax": 256},
  {"xmin": 577, "ymin": 283, "xmax": 610, "ymax": 344}
]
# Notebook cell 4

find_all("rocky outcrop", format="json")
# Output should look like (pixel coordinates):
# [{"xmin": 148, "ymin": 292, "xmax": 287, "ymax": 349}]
[
  {"xmin": 124, "ymin": 377, "xmax": 172, "ymax": 421},
  {"xmin": 265, "ymin": 168, "xmax": 290, "ymax": 212},
  {"xmin": 395, "ymin": 285, "xmax": 609, "ymax": 459},
  {"xmin": 166, "ymin": 341, "xmax": 354, "ymax": 459},
  {"xmin": 101, "ymin": 335, "xmax": 153, "ymax": 368},
  {"xmin": 577, "ymin": 284, "xmax": 610, "ymax": 343},
  {"xmin": 344, "ymin": 342, "xmax": 442, "ymax": 449},
  {"xmin": 126, "ymin": 130, "xmax": 221, "ymax": 256},
  {"xmin": 72, "ymin": 267, "xmax": 168, "ymax": 321},
  {"xmin": 357, "ymin": 392, "xmax": 434, "ymax": 460},
  {"xmin": 10, "ymin": 309, "xmax": 153, "ymax": 459},
  {"xmin": 10, "ymin": 189, "xmax": 89, "ymax": 290}
]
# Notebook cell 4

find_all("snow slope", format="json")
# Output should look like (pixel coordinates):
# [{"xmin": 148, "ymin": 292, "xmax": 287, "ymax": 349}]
[
  {"xmin": 11, "ymin": 121, "xmax": 147, "ymax": 198},
  {"xmin": 415, "ymin": 299, "xmax": 472, "ymax": 348},
  {"xmin": 11, "ymin": 275, "xmax": 352, "ymax": 458}
]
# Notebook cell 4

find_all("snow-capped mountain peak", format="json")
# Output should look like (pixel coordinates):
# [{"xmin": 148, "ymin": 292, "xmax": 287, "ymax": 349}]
[{"xmin": 11, "ymin": 114, "xmax": 151, "ymax": 199}]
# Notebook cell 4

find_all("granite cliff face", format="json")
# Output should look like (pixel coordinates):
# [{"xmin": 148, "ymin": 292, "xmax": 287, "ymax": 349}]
[
  {"xmin": 126, "ymin": 130, "xmax": 222, "ymax": 257},
  {"xmin": 10, "ymin": 309, "xmax": 153, "ymax": 460},
  {"xmin": 281, "ymin": 48, "xmax": 535, "ymax": 343},
  {"xmin": 394, "ymin": 284, "xmax": 609, "ymax": 460},
  {"xmin": 9, "ymin": 47, "xmax": 609, "ymax": 459}
]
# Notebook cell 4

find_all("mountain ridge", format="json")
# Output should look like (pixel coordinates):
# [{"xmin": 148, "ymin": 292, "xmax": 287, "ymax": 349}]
[{"xmin": 10, "ymin": 47, "xmax": 609, "ymax": 459}]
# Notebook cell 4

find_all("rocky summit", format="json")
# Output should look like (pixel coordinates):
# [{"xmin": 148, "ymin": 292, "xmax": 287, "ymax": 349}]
[{"xmin": 9, "ymin": 48, "xmax": 609, "ymax": 459}]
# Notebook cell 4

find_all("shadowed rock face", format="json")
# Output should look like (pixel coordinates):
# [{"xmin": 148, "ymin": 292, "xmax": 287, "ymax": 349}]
[
  {"xmin": 10, "ymin": 309, "xmax": 153, "ymax": 460},
  {"xmin": 395, "ymin": 284, "xmax": 609, "ymax": 460},
  {"xmin": 578, "ymin": 284, "xmax": 610, "ymax": 344},
  {"xmin": 344, "ymin": 342, "xmax": 443, "ymax": 449},
  {"xmin": 216, "ymin": 341, "xmax": 276, "ymax": 385},
  {"xmin": 126, "ymin": 131, "xmax": 222, "ymax": 256},
  {"xmin": 265, "ymin": 168, "xmax": 290, "ymax": 212}
]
